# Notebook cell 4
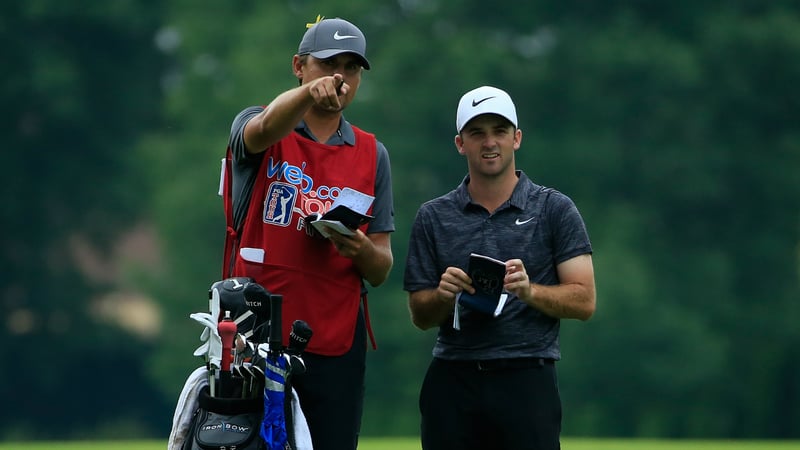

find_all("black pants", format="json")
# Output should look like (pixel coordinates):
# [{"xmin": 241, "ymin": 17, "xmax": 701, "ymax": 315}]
[
  {"xmin": 420, "ymin": 357, "xmax": 561, "ymax": 450},
  {"xmin": 292, "ymin": 313, "xmax": 366, "ymax": 450}
]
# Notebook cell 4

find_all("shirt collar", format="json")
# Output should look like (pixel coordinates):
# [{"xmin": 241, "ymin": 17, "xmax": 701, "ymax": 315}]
[
  {"xmin": 295, "ymin": 117, "xmax": 356, "ymax": 146},
  {"xmin": 455, "ymin": 170, "xmax": 534, "ymax": 211}
]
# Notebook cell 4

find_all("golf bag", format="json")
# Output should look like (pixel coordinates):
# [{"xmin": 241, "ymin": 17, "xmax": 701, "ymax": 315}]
[
  {"xmin": 182, "ymin": 386, "xmax": 265, "ymax": 450},
  {"xmin": 168, "ymin": 278, "xmax": 313, "ymax": 450}
]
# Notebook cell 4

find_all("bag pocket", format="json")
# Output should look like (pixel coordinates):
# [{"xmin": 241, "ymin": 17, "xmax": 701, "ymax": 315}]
[
  {"xmin": 193, "ymin": 410, "xmax": 262, "ymax": 449},
  {"xmin": 185, "ymin": 386, "xmax": 265, "ymax": 450}
]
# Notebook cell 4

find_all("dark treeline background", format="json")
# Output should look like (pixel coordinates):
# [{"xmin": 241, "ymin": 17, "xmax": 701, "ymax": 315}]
[{"xmin": 2, "ymin": 0, "xmax": 799, "ymax": 441}]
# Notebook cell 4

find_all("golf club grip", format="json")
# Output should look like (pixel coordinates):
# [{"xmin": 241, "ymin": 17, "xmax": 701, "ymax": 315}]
[
  {"xmin": 269, "ymin": 294, "xmax": 283, "ymax": 351},
  {"xmin": 218, "ymin": 315, "xmax": 237, "ymax": 372},
  {"xmin": 217, "ymin": 313, "xmax": 237, "ymax": 398}
]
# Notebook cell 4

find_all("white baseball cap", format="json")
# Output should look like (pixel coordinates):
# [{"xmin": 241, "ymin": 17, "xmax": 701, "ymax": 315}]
[{"xmin": 456, "ymin": 86, "xmax": 518, "ymax": 132}]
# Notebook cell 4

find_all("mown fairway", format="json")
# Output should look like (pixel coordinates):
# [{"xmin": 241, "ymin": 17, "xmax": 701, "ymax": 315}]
[{"xmin": 0, "ymin": 438, "xmax": 799, "ymax": 450}]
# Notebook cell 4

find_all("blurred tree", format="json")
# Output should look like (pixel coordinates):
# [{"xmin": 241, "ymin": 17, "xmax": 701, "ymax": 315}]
[
  {"xmin": 0, "ymin": 0, "xmax": 171, "ymax": 439},
  {"xmin": 543, "ymin": 5, "xmax": 800, "ymax": 438}
]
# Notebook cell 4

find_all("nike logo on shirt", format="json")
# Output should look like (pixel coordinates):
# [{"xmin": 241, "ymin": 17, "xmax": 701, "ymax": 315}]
[{"xmin": 515, "ymin": 217, "xmax": 535, "ymax": 225}]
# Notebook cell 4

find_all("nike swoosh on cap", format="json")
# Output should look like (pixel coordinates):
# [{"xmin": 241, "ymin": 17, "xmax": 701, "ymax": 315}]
[
  {"xmin": 472, "ymin": 96, "xmax": 495, "ymax": 107},
  {"xmin": 515, "ymin": 217, "xmax": 535, "ymax": 225},
  {"xmin": 333, "ymin": 31, "xmax": 359, "ymax": 40}
]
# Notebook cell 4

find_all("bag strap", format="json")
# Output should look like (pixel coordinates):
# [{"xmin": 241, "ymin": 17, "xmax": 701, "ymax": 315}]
[
  {"xmin": 362, "ymin": 292, "xmax": 377, "ymax": 350},
  {"xmin": 221, "ymin": 146, "xmax": 239, "ymax": 279}
]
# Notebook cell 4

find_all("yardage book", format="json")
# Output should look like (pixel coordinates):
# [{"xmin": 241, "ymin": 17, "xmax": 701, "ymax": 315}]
[
  {"xmin": 456, "ymin": 253, "xmax": 509, "ymax": 318},
  {"xmin": 310, "ymin": 187, "xmax": 374, "ymax": 238}
]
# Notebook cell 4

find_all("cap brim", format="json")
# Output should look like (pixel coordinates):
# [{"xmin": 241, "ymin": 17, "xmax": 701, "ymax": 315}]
[
  {"xmin": 309, "ymin": 49, "xmax": 371, "ymax": 70},
  {"xmin": 458, "ymin": 113, "xmax": 517, "ymax": 133}
]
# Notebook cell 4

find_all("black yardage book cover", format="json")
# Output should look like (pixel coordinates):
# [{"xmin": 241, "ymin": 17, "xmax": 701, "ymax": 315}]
[
  {"xmin": 309, "ymin": 187, "xmax": 374, "ymax": 238},
  {"xmin": 458, "ymin": 253, "xmax": 508, "ymax": 316},
  {"xmin": 319, "ymin": 204, "xmax": 373, "ymax": 229}
]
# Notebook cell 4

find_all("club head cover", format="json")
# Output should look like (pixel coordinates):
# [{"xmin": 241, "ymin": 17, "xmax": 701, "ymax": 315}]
[{"xmin": 209, "ymin": 277, "xmax": 256, "ymax": 333}]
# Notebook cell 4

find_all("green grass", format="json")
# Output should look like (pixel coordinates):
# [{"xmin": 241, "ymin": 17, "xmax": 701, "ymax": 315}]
[
  {"xmin": 0, "ymin": 438, "xmax": 798, "ymax": 449},
  {"xmin": 563, "ymin": 439, "xmax": 800, "ymax": 449}
]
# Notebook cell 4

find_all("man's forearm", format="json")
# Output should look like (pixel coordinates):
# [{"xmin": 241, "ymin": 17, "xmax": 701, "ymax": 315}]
[
  {"xmin": 524, "ymin": 282, "xmax": 596, "ymax": 321},
  {"xmin": 408, "ymin": 289, "xmax": 452, "ymax": 330},
  {"xmin": 244, "ymin": 85, "xmax": 313, "ymax": 152},
  {"xmin": 354, "ymin": 232, "xmax": 393, "ymax": 287}
]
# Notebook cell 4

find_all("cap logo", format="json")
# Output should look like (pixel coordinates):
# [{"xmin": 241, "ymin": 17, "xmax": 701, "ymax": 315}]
[
  {"xmin": 333, "ymin": 31, "xmax": 359, "ymax": 40},
  {"xmin": 471, "ymin": 96, "xmax": 495, "ymax": 107}
]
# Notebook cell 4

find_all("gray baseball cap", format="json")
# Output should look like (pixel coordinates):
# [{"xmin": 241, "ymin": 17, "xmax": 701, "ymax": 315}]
[{"xmin": 298, "ymin": 18, "xmax": 371, "ymax": 70}]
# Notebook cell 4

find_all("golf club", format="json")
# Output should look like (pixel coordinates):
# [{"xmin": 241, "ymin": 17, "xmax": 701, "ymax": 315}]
[{"xmin": 268, "ymin": 294, "xmax": 283, "ymax": 356}]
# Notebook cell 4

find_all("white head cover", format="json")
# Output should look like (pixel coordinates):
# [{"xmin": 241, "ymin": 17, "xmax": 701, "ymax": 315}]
[{"xmin": 456, "ymin": 85, "xmax": 518, "ymax": 132}]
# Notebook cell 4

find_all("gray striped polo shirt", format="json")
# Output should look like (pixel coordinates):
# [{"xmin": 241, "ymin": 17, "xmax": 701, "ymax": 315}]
[{"xmin": 403, "ymin": 170, "xmax": 592, "ymax": 361}]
